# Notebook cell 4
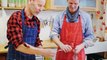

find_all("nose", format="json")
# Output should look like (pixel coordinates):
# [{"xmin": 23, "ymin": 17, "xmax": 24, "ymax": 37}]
[
  {"xmin": 40, "ymin": 7, "xmax": 44, "ymax": 11},
  {"xmin": 71, "ymin": 4, "xmax": 75, "ymax": 8},
  {"xmin": 37, "ymin": 7, "xmax": 42, "ymax": 12}
]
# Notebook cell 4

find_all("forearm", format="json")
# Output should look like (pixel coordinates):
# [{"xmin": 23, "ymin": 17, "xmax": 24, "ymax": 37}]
[
  {"xmin": 16, "ymin": 43, "xmax": 44, "ymax": 55},
  {"xmin": 52, "ymin": 36, "xmax": 63, "ymax": 47}
]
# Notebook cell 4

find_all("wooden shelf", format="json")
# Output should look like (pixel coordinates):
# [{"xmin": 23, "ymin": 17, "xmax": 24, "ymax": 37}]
[
  {"xmin": 4, "ymin": 7, "xmax": 23, "ymax": 10},
  {"xmin": 44, "ymin": 7, "xmax": 97, "ymax": 12},
  {"xmin": 42, "ymin": 40, "xmax": 57, "ymax": 48},
  {"xmin": 0, "ymin": 7, "xmax": 23, "ymax": 10}
]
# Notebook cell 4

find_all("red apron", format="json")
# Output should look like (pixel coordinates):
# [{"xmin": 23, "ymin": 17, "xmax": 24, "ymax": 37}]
[{"xmin": 56, "ymin": 15, "xmax": 85, "ymax": 60}]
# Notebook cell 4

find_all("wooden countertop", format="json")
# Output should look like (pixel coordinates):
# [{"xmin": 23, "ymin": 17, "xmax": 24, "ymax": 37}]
[
  {"xmin": 42, "ymin": 40, "xmax": 57, "ymax": 48},
  {"xmin": 85, "ymin": 41, "xmax": 107, "ymax": 54},
  {"xmin": 0, "ymin": 44, "xmax": 8, "ymax": 53}
]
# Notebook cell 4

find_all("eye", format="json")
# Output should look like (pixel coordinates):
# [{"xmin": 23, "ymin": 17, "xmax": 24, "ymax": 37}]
[
  {"xmin": 75, "ymin": 3, "xmax": 77, "ymax": 5},
  {"xmin": 70, "ymin": 3, "xmax": 73, "ymax": 5},
  {"xmin": 38, "ymin": 4, "xmax": 42, "ymax": 7}
]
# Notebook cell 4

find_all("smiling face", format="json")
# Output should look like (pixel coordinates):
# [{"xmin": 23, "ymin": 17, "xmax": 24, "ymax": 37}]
[
  {"xmin": 67, "ymin": 0, "xmax": 79, "ymax": 13},
  {"xmin": 28, "ymin": 0, "xmax": 46, "ymax": 16}
]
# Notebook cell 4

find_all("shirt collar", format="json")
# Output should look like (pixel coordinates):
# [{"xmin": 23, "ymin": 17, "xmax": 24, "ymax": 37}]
[
  {"xmin": 64, "ymin": 9, "xmax": 81, "ymax": 16},
  {"xmin": 23, "ymin": 9, "xmax": 37, "ymax": 21}
]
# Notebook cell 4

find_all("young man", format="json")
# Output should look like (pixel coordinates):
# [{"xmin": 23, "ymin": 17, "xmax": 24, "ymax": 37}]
[
  {"xmin": 51, "ymin": 0, "xmax": 95, "ymax": 60},
  {"xmin": 6, "ymin": 0, "xmax": 54, "ymax": 60}
]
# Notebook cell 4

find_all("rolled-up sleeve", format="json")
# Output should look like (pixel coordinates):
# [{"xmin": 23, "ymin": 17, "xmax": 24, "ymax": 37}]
[{"xmin": 50, "ymin": 15, "xmax": 61, "ymax": 39}]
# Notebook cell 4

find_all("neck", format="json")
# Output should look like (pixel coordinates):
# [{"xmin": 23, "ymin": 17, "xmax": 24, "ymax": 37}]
[{"xmin": 24, "ymin": 7, "xmax": 33, "ymax": 18}]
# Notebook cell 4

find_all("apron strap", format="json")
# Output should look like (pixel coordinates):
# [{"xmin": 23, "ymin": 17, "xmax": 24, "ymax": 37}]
[{"xmin": 21, "ymin": 9, "xmax": 25, "ymax": 34}]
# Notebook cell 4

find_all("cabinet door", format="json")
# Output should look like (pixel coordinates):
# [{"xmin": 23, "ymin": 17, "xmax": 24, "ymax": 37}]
[
  {"xmin": 45, "ymin": 0, "xmax": 67, "ymax": 10},
  {"xmin": 80, "ymin": 0, "xmax": 97, "ymax": 11},
  {"xmin": 53, "ymin": 0, "xmax": 67, "ymax": 7},
  {"xmin": 52, "ymin": 0, "xmax": 67, "ymax": 10},
  {"xmin": 80, "ymin": 0, "xmax": 96, "ymax": 8}
]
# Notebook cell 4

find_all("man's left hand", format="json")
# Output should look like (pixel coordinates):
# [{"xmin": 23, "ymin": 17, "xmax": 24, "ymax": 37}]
[{"xmin": 74, "ymin": 43, "xmax": 84, "ymax": 54}]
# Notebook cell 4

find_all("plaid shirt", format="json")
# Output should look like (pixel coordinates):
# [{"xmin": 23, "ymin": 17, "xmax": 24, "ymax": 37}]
[{"xmin": 7, "ymin": 10, "xmax": 41, "ymax": 48}]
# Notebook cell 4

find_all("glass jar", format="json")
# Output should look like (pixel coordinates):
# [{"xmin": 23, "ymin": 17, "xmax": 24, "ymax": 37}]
[
  {"xmin": 15, "ymin": 0, "xmax": 27, "ymax": 8},
  {"xmin": 21, "ymin": 0, "xmax": 27, "ymax": 8},
  {"xmin": 15, "ymin": 0, "xmax": 21, "ymax": 8},
  {"xmin": 8, "ymin": 0, "xmax": 15, "ymax": 7},
  {"xmin": 1, "ymin": 0, "xmax": 8, "ymax": 7},
  {"xmin": 0, "ymin": 0, "xmax": 1, "ymax": 7},
  {"xmin": 44, "ymin": 0, "xmax": 52, "ymax": 10}
]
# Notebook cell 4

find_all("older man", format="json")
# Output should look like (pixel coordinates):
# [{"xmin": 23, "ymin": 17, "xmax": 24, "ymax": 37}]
[
  {"xmin": 6, "ymin": 0, "xmax": 54, "ymax": 60},
  {"xmin": 51, "ymin": 0, "xmax": 95, "ymax": 60}
]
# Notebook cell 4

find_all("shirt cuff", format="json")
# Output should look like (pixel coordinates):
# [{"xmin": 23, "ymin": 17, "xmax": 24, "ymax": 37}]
[
  {"xmin": 83, "ymin": 39, "xmax": 94, "ymax": 48},
  {"xmin": 35, "ymin": 37, "xmax": 42, "ymax": 47},
  {"xmin": 14, "ymin": 41, "xmax": 30, "ymax": 49},
  {"xmin": 50, "ymin": 32, "xmax": 59, "ymax": 40}
]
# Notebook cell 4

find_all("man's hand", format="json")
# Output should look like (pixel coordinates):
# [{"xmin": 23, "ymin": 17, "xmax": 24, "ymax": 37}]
[
  {"xmin": 59, "ymin": 44, "xmax": 72, "ymax": 53},
  {"xmin": 75, "ymin": 43, "xmax": 84, "ymax": 54}
]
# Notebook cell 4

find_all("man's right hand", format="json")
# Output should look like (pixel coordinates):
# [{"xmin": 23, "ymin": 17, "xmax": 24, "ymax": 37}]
[
  {"xmin": 59, "ymin": 44, "xmax": 72, "ymax": 53},
  {"xmin": 51, "ymin": 37, "xmax": 72, "ymax": 53}
]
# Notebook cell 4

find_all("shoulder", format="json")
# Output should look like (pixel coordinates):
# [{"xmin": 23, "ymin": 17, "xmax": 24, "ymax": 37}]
[
  {"xmin": 56, "ymin": 10, "xmax": 66, "ymax": 18},
  {"xmin": 79, "ymin": 10, "xmax": 91, "ymax": 18},
  {"xmin": 79, "ymin": 10, "xmax": 91, "ymax": 21},
  {"xmin": 54, "ymin": 10, "xmax": 66, "ymax": 22},
  {"xmin": 11, "ymin": 10, "xmax": 21, "ymax": 17},
  {"xmin": 79, "ymin": 10, "xmax": 92, "ymax": 24},
  {"xmin": 10, "ymin": 10, "xmax": 22, "ymax": 20},
  {"xmin": 8, "ymin": 10, "xmax": 22, "ymax": 23}
]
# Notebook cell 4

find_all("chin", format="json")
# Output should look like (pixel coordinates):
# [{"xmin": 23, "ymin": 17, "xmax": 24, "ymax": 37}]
[
  {"xmin": 36, "ymin": 12, "xmax": 39, "ymax": 15},
  {"xmin": 70, "ymin": 10, "xmax": 75, "ymax": 13},
  {"xmin": 72, "ymin": 9, "xmax": 77, "ymax": 12},
  {"xmin": 33, "ymin": 12, "xmax": 39, "ymax": 15},
  {"xmin": 69, "ymin": 9, "xmax": 75, "ymax": 12},
  {"xmin": 33, "ymin": 14, "xmax": 37, "ymax": 16}
]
